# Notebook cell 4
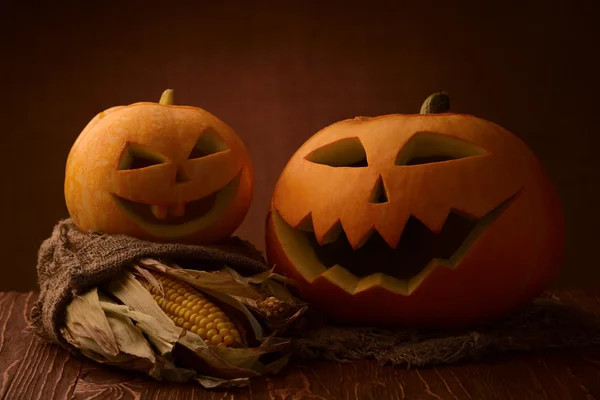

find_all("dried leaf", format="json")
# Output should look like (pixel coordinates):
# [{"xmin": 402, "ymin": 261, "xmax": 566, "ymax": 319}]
[
  {"xmin": 176, "ymin": 331, "xmax": 261, "ymax": 379},
  {"xmin": 152, "ymin": 356, "xmax": 196, "ymax": 382},
  {"xmin": 271, "ymin": 304, "xmax": 309, "ymax": 333},
  {"xmin": 138, "ymin": 259, "xmax": 261, "ymax": 299},
  {"xmin": 100, "ymin": 299, "xmax": 179, "ymax": 356},
  {"xmin": 194, "ymin": 375, "xmax": 250, "ymax": 389},
  {"xmin": 100, "ymin": 356, "xmax": 156, "ymax": 374},
  {"xmin": 223, "ymin": 266, "xmax": 278, "ymax": 285},
  {"xmin": 97, "ymin": 291, "xmax": 156, "ymax": 363},
  {"xmin": 104, "ymin": 270, "xmax": 179, "ymax": 331},
  {"xmin": 211, "ymin": 336, "xmax": 291, "ymax": 371},
  {"xmin": 63, "ymin": 287, "xmax": 119, "ymax": 356},
  {"xmin": 132, "ymin": 264, "xmax": 163, "ymax": 293}
]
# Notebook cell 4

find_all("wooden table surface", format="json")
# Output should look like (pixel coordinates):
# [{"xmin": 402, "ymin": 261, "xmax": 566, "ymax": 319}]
[{"xmin": 0, "ymin": 291, "xmax": 598, "ymax": 400}]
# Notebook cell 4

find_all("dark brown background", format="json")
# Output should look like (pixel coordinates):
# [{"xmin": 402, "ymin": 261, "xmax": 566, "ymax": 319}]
[{"xmin": 1, "ymin": 1, "xmax": 598, "ymax": 291}]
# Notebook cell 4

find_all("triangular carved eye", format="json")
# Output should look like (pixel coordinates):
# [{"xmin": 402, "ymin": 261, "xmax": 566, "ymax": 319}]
[
  {"xmin": 118, "ymin": 143, "xmax": 167, "ymax": 170},
  {"xmin": 305, "ymin": 137, "xmax": 368, "ymax": 167},
  {"xmin": 188, "ymin": 127, "xmax": 229, "ymax": 159},
  {"xmin": 395, "ymin": 132, "xmax": 487, "ymax": 166}
]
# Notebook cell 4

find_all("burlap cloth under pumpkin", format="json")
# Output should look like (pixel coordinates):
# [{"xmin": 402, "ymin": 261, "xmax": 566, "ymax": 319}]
[{"xmin": 31, "ymin": 219, "xmax": 600, "ymax": 368}]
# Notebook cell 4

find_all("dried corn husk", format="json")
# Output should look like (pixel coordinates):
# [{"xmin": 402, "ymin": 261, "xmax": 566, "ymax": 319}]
[{"xmin": 61, "ymin": 259, "xmax": 307, "ymax": 389}]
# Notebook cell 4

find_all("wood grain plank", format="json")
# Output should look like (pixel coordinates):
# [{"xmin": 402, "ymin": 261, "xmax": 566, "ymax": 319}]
[
  {"xmin": 0, "ymin": 292, "xmax": 30, "ymax": 397},
  {"xmin": 1, "ymin": 291, "xmax": 599, "ymax": 399},
  {"xmin": 433, "ymin": 348, "xmax": 600, "ymax": 400},
  {"xmin": 0, "ymin": 292, "xmax": 83, "ymax": 400},
  {"xmin": 71, "ymin": 358, "xmax": 254, "ymax": 400}
]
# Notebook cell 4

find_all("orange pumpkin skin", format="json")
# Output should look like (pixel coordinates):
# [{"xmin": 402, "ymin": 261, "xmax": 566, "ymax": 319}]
[
  {"xmin": 265, "ymin": 112, "xmax": 564, "ymax": 327},
  {"xmin": 65, "ymin": 96, "xmax": 253, "ymax": 244}
]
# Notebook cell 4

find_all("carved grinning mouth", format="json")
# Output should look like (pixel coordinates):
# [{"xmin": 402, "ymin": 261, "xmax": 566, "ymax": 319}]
[
  {"xmin": 272, "ymin": 191, "xmax": 520, "ymax": 295},
  {"xmin": 111, "ymin": 172, "xmax": 242, "ymax": 237},
  {"xmin": 113, "ymin": 192, "xmax": 218, "ymax": 225}
]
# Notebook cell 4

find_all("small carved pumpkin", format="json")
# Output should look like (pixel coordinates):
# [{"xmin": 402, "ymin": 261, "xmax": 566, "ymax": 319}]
[
  {"xmin": 265, "ymin": 93, "xmax": 564, "ymax": 327},
  {"xmin": 65, "ymin": 89, "xmax": 253, "ymax": 244}
]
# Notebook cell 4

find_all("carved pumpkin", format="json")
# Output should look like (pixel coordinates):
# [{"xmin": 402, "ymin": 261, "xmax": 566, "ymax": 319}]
[
  {"xmin": 265, "ymin": 93, "xmax": 564, "ymax": 327},
  {"xmin": 65, "ymin": 89, "xmax": 253, "ymax": 244}
]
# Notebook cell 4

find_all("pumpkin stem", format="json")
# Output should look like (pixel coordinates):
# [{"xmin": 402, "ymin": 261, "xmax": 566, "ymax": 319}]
[
  {"xmin": 420, "ymin": 92, "xmax": 450, "ymax": 114},
  {"xmin": 159, "ymin": 89, "xmax": 175, "ymax": 105}
]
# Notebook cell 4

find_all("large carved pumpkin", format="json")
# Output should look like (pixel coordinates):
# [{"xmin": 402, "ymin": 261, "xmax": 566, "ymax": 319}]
[
  {"xmin": 65, "ymin": 89, "xmax": 253, "ymax": 244},
  {"xmin": 265, "ymin": 93, "xmax": 564, "ymax": 327}
]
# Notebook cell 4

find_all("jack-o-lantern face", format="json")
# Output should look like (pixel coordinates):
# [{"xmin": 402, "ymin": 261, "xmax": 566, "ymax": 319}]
[
  {"xmin": 265, "ymin": 93, "xmax": 564, "ymax": 327},
  {"xmin": 65, "ymin": 90, "xmax": 253, "ymax": 244}
]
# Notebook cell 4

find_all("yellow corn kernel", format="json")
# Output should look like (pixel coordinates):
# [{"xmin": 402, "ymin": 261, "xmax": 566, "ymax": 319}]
[
  {"xmin": 206, "ymin": 329, "xmax": 218, "ymax": 339},
  {"xmin": 145, "ymin": 272, "xmax": 241, "ymax": 347},
  {"xmin": 205, "ymin": 322, "xmax": 216, "ymax": 331},
  {"xmin": 219, "ymin": 328, "xmax": 231, "ymax": 337},
  {"xmin": 198, "ymin": 309, "xmax": 209, "ymax": 317},
  {"xmin": 211, "ymin": 335, "xmax": 223, "ymax": 345},
  {"xmin": 223, "ymin": 335, "xmax": 235, "ymax": 346}
]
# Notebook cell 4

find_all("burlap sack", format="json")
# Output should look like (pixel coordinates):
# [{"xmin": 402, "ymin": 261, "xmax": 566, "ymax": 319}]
[
  {"xmin": 30, "ymin": 218, "xmax": 268, "ymax": 351},
  {"xmin": 31, "ymin": 219, "xmax": 600, "ymax": 367}
]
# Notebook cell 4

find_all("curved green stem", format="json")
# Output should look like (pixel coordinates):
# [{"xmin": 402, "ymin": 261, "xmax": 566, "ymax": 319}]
[
  {"xmin": 420, "ymin": 92, "xmax": 450, "ymax": 114},
  {"xmin": 159, "ymin": 89, "xmax": 175, "ymax": 105}
]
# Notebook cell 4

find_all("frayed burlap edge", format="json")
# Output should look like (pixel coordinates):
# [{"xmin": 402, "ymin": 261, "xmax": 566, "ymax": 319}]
[{"xmin": 290, "ymin": 294, "xmax": 600, "ymax": 367}]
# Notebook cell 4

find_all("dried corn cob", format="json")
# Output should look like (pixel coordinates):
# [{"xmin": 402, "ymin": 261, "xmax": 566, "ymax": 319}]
[
  {"xmin": 146, "ymin": 273, "xmax": 242, "ymax": 348},
  {"xmin": 257, "ymin": 296, "xmax": 288, "ymax": 318}
]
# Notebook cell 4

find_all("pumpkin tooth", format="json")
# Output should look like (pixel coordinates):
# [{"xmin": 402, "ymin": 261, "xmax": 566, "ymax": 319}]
[
  {"xmin": 150, "ymin": 204, "xmax": 169, "ymax": 219},
  {"xmin": 170, "ymin": 202, "xmax": 185, "ymax": 217}
]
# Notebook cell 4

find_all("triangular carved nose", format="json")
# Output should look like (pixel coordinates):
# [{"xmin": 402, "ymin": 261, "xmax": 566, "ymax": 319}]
[{"xmin": 369, "ymin": 176, "xmax": 388, "ymax": 204}]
